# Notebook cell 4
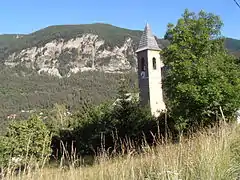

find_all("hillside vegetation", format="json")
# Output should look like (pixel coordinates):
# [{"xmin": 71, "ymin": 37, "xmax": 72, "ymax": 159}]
[
  {"xmin": 0, "ymin": 67, "xmax": 137, "ymax": 134},
  {"xmin": 225, "ymin": 38, "xmax": 240, "ymax": 57}
]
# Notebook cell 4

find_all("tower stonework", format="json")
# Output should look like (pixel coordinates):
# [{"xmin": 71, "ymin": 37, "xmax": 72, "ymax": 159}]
[{"xmin": 136, "ymin": 23, "xmax": 166, "ymax": 117}]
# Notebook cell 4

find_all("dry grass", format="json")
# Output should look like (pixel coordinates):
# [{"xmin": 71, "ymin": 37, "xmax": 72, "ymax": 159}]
[{"xmin": 3, "ymin": 122, "xmax": 240, "ymax": 180}]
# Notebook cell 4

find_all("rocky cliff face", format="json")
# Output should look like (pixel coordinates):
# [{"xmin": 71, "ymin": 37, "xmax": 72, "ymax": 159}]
[
  {"xmin": 4, "ymin": 33, "xmax": 137, "ymax": 77},
  {"xmin": 1, "ymin": 23, "xmax": 240, "ymax": 78}
]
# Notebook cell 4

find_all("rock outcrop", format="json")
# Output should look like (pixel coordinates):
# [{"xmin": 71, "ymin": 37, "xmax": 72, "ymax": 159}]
[{"xmin": 4, "ymin": 34, "xmax": 137, "ymax": 77}]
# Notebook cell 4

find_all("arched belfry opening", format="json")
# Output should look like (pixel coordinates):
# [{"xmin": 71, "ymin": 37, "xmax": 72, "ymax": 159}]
[
  {"xmin": 140, "ymin": 57, "xmax": 147, "ymax": 79},
  {"xmin": 136, "ymin": 23, "xmax": 166, "ymax": 117},
  {"xmin": 152, "ymin": 57, "xmax": 156, "ymax": 70}
]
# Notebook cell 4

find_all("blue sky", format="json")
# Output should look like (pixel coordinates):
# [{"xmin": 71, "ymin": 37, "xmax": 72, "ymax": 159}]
[{"xmin": 1, "ymin": 0, "xmax": 240, "ymax": 39}]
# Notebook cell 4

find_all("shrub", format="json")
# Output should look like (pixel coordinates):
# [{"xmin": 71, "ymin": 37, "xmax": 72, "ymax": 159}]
[
  {"xmin": 0, "ymin": 136, "xmax": 12, "ymax": 166},
  {"xmin": 5, "ymin": 116, "xmax": 52, "ymax": 165},
  {"xmin": 70, "ymin": 100, "xmax": 158, "ymax": 156},
  {"xmin": 45, "ymin": 103, "xmax": 74, "ymax": 136},
  {"xmin": 51, "ymin": 78, "xmax": 164, "ymax": 157}
]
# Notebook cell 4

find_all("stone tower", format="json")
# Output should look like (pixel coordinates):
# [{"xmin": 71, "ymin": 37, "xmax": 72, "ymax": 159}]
[{"xmin": 136, "ymin": 23, "xmax": 166, "ymax": 117}]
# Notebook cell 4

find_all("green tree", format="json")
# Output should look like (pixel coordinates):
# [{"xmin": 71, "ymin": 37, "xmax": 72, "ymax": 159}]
[
  {"xmin": 110, "ymin": 78, "xmax": 154, "ymax": 145},
  {"xmin": 162, "ymin": 9, "xmax": 240, "ymax": 131}
]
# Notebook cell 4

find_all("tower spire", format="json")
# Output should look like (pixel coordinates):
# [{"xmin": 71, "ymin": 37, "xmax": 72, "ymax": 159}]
[{"xmin": 136, "ymin": 23, "xmax": 160, "ymax": 53}]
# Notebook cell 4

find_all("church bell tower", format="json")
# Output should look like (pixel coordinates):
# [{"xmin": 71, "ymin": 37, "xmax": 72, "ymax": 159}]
[{"xmin": 136, "ymin": 23, "xmax": 166, "ymax": 117}]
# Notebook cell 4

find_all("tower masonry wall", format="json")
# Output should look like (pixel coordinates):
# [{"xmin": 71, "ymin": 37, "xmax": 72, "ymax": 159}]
[
  {"xmin": 137, "ymin": 50, "xmax": 150, "ymax": 106},
  {"xmin": 147, "ymin": 50, "xmax": 166, "ymax": 116}
]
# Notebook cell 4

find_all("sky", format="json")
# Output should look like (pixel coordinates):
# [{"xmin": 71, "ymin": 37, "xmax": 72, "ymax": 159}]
[{"xmin": 0, "ymin": 0, "xmax": 240, "ymax": 39}]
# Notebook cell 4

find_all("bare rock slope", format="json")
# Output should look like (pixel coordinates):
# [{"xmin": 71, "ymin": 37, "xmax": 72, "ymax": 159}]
[
  {"xmin": 0, "ymin": 23, "xmax": 239, "ymax": 78},
  {"xmin": 0, "ymin": 23, "xmax": 169, "ymax": 77},
  {"xmin": 5, "ymin": 34, "xmax": 136, "ymax": 77}
]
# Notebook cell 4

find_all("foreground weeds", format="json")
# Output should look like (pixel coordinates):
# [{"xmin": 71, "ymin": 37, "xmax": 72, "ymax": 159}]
[{"xmin": 3, "ymin": 123, "xmax": 240, "ymax": 180}]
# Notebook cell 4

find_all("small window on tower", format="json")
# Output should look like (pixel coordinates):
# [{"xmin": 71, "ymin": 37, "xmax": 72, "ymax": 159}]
[
  {"xmin": 152, "ymin": 57, "xmax": 156, "ymax": 70},
  {"xmin": 141, "ymin": 58, "xmax": 145, "ymax": 71}
]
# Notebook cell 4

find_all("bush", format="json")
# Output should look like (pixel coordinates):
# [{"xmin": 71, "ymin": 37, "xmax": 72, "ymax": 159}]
[
  {"xmin": 45, "ymin": 103, "xmax": 75, "ymax": 136},
  {"xmin": 3, "ymin": 116, "xmax": 52, "ymax": 166},
  {"xmin": 51, "ymin": 79, "xmax": 165, "ymax": 157},
  {"xmin": 0, "ymin": 136, "xmax": 12, "ymax": 166},
  {"xmin": 70, "ymin": 101, "xmax": 157, "ymax": 156}
]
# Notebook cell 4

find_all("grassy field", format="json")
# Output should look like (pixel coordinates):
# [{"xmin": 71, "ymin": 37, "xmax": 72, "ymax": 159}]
[{"xmin": 3, "ymin": 122, "xmax": 240, "ymax": 180}]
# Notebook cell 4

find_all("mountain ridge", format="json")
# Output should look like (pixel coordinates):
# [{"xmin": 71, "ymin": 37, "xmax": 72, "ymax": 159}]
[
  {"xmin": 0, "ymin": 23, "xmax": 239, "ymax": 77},
  {"xmin": 1, "ymin": 23, "xmax": 239, "ymax": 55}
]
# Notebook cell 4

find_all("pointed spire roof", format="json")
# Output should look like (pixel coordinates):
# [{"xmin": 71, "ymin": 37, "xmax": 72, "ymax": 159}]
[{"xmin": 136, "ymin": 23, "xmax": 161, "ymax": 53}]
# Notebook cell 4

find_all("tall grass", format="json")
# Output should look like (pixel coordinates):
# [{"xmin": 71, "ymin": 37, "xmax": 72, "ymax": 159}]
[{"xmin": 3, "ymin": 122, "xmax": 240, "ymax": 180}]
